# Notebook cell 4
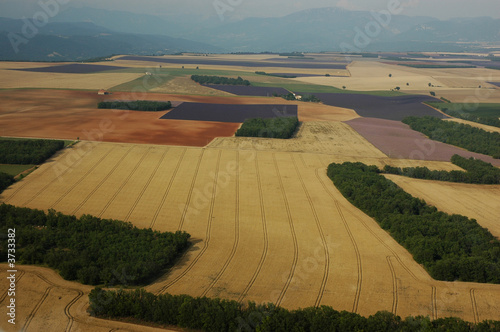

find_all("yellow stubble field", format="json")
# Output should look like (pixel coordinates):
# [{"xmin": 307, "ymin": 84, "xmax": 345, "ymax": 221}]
[{"xmin": 1, "ymin": 140, "xmax": 500, "ymax": 332}]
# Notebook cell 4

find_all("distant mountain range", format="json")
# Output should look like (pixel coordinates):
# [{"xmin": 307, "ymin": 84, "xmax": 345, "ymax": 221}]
[{"xmin": 0, "ymin": 6, "xmax": 499, "ymax": 61}]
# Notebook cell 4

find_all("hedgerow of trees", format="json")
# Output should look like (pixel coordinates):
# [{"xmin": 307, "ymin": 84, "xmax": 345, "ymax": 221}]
[
  {"xmin": 88, "ymin": 288, "xmax": 500, "ymax": 332},
  {"xmin": 432, "ymin": 105, "xmax": 500, "ymax": 128},
  {"xmin": 328, "ymin": 162, "xmax": 500, "ymax": 284},
  {"xmin": 0, "ymin": 204, "xmax": 190, "ymax": 285},
  {"xmin": 235, "ymin": 117, "xmax": 299, "ymax": 139},
  {"xmin": 403, "ymin": 116, "xmax": 500, "ymax": 158},
  {"xmin": 383, "ymin": 154, "xmax": 500, "ymax": 184},
  {"xmin": 98, "ymin": 100, "xmax": 172, "ymax": 112},
  {"xmin": 0, "ymin": 172, "xmax": 14, "ymax": 193},
  {"xmin": 191, "ymin": 75, "xmax": 251, "ymax": 86},
  {"xmin": 272, "ymin": 92, "xmax": 321, "ymax": 102},
  {"xmin": 255, "ymin": 71, "xmax": 297, "ymax": 78},
  {"xmin": 0, "ymin": 138, "xmax": 64, "ymax": 164}
]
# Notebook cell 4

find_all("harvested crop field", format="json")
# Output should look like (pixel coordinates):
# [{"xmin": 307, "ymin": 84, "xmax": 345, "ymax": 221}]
[
  {"xmin": 0, "ymin": 89, "xmax": 239, "ymax": 146},
  {"xmin": 0, "ymin": 264, "xmax": 178, "ymax": 332},
  {"xmin": 161, "ymin": 103, "xmax": 298, "ymax": 122},
  {"xmin": 384, "ymin": 175, "xmax": 500, "ymax": 239},
  {"xmin": 346, "ymin": 117, "xmax": 500, "ymax": 167},
  {"xmin": 314, "ymin": 93, "xmax": 446, "ymax": 121},
  {"xmin": 13, "ymin": 63, "xmax": 128, "ymax": 74},
  {"xmin": 119, "ymin": 55, "xmax": 348, "ymax": 69},
  {"xmin": 203, "ymin": 84, "xmax": 290, "ymax": 96},
  {"xmin": 2, "ymin": 141, "xmax": 500, "ymax": 324}
]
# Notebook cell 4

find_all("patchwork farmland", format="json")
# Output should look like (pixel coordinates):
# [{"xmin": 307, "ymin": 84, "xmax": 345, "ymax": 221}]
[
  {"xmin": 1, "ymin": 52, "xmax": 500, "ymax": 331},
  {"xmin": 2, "ymin": 141, "xmax": 500, "ymax": 331}
]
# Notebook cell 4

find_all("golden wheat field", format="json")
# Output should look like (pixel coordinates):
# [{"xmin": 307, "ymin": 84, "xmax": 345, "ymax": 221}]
[
  {"xmin": 384, "ymin": 175, "xmax": 500, "ymax": 239},
  {"xmin": 1, "ymin": 141, "xmax": 499, "ymax": 332}
]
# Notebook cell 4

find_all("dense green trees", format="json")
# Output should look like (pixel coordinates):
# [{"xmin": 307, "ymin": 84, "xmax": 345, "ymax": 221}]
[
  {"xmin": 0, "ymin": 204, "xmax": 190, "ymax": 285},
  {"xmin": 191, "ymin": 75, "xmax": 251, "ymax": 86},
  {"xmin": 88, "ymin": 288, "xmax": 500, "ymax": 332},
  {"xmin": 0, "ymin": 138, "xmax": 64, "ymax": 164},
  {"xmin": 0, "ymin": 172, "xmax": 14, "ymax": 193},
  {"xmin": 235, "ymin": 117, "xmax": 299, "ymax": 139},
  {"xmin": 403, "ymin": 116, "xmax": 500, "ymax": 158},
  {"xmin": 383, "ymin": 154, "xmax": 500, "ymax": 184},
  {"xmin": 98, "ymin": 100, "xmax": 172, "ymax": 112},
  {"xmin": 328, "ymin": 162, "xmax": 500, "ymax": 284}
]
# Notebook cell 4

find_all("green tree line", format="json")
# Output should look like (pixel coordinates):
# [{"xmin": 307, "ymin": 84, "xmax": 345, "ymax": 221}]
[
  {"xmin": 328, "ymin": 162, "xmax": 500, "ymax": 284},
  {"xmin": 0, "ymin": 138, "xmax": 64, "ymax": 164},
  {"xmin": 0, "ymin": 204, "xmax": 190, "ymax": 285},
  {"xmin": 88, "ymin": 288, "xmax": 500, "ymax": 332},
  {"xmin": 0, "ymin": 172, "xmax": 14, "ymax": 193},
  {"xmin": 98, "ymin": 100, "xmax": 172, "ymax": 112},
  {"xmin": 383, "ymin": 154, "xmax": 500, "ymax": 184},
  {"xmin": 426, "ymin": 102, "xmax": 500, "ymax": 128},
  {"xmin": 191, "ymin": 75, "xmax": 251, "ymax": 86},
  {"xmin": 403, "ymin": 116, "xmax": 500, "ymax": 158},
  {"xmin": 272, "ymin": 92, "xmax": 321, "ymax": 102},
  {"xmin": 235, "ymin": 117, "xmax": 299, "ymax": 139}
]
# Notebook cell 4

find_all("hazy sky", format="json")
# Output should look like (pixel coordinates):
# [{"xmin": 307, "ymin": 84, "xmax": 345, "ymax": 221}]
[{"xmin": 2, "ymin": 0, "xmax": 500, "ymax": 20}]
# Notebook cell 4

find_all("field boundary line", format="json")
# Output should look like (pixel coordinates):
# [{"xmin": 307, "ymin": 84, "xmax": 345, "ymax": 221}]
[
  {"xmin": 237, "ymin": 153, "xmax": 269, "ymax": 303},
  {"xmin": 149, "ymin": 148, "xmax": 187, "ymax": 229},
  {"xmin": 386, "ymin": 256, "xmax": 399, "ymax": 315},
  {"xmin": 201, "ymin": 151, "xmax": 240, "ymax": 297},
  {"xmin": 45, "ymin": 147, "xmax": 114, "ymax": 210},
  {"xmin": 70, "ymin": 145, "xmax": 135, "ymax": 216},
  {"xmin": 157, "ymin": 150, "xmax": 221, "ymax": 294},
  {"xmin": 124, "ymin": 148, "xmax": 170, "ymax": 222},
  {"xmin": 470, "ymin": 288, "xmax": 479, "ymax": 324},
  {"xmin": 273, "ymin": 153, "xmax": 299, "ymax": 307},
  {"xmin": 177, "ymin": 149, "xmax": 205, "ymax": 231},
  {"xmin": 295, "ymin": 154, "xmax": 330, "ymax": 307},
  {"xmin": 97, "ymin": 147, "xmax": 151, "ymax": 218}
]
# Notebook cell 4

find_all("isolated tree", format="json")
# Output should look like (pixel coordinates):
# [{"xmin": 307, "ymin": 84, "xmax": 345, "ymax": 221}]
[
  {"xmin": 428, "ymin": 82, "xmax": 432, "ymax": 87},
  {"xmin": 342, "ymin": 86, "xmax": 346, "ymax": 90},
  {"xmin": 389, "ymin": 74, "xmax": 392, "ymax": 77},
  {"xmin": 395, "ymin": 87, "xmax": 401, "ymax": 91},
  {"xmin": 406, "ymin": 82, "xmax": 410, "ymax": 86},
  {"xmin": 430, "ymin": 91, "xmax": 436, "ymax": 96}
]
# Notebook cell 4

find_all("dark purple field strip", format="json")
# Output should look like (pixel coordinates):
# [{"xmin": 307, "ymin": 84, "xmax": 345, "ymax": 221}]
[
  {"xmin": 270, "ymin": 73, "xmax": 329, "ymax": 77},
  {"xmin": 488, "ymin": 82, "xmax": 500, "ymax": 87},
  {"xmin": 346, "ymin": 117, "xmax": 500, "ymax": 167},
  {"xmin": 309, "ymin": 93, "xmax": 447, "ymax": 121},
  {"xmin": 118, "ymin": 56, "xmax": 347, "ymax": 69},
  {"xmin": 160, "ymin": 103, "xmax": 297, "ymax": 123},
  {"xmin": 13, "ymin": 64, "xmax": 128, "ymax": 74},
  {"xmin": 204, "ymin": 85, "xmax": 290, "ymax": 96}
]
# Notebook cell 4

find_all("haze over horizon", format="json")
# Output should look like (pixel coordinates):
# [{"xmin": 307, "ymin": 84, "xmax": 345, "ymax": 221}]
[{"xmin": 1, "ymin": 0, "xmax": 499, "ymax": 21}]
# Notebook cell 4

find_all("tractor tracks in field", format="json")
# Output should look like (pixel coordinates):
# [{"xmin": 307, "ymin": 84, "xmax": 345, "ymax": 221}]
[
  {"xmin": 201, "ymin": 151, "xmax": 240, "ymax": 297},
  {"xmin": 386, "ymin": 256, "xmax": 399, "ymax": 316},
  {"xmin": 314, "ymin": 168, "xmax": 362, "ymax": 314},
  {"xmin": 431, "ymin": 286, "xmax": 438, "ymax": 320},
  {"xmin": 45, "ymin": 147, "xmax": 114, "ymax": 210},
  {"xmin": 22, "ymin": 285, "xmax": 53, "ymax": 332},
  {"xmin": 177, "ymin": 149, "xmax": 205, "ymax": 232},
  {"xmin": 294, "ymin": 155, "xmax": 330, "ymax": 307},
  {"xmin": 237, "ymin": 154, "xmax": 269, "ymax": 304},
  {"xmin": 124, "ymin": 148, "xmax": 170, "ymax": 222},
  {"xmin": 70, "ymin": 146, "xmax": 135, "ymax": 216},
  {"xmin": 157, "ymin": 150, "xmax": 221, "ymax": 294},
  {"xmin": 470, "ymin": 288, "xmax": 480, "ymax": 324},
  {"xmin": 21, "ymin": 146, "xmax": 113, "ymax": 208},
  {"xmin": 272, "ymin": 153, "xmax": 299, "ymax": 307},
  {"xmin": 149, "ymin": 148, "xmax": 187, "ymax": 229},
  {"xmin": 30, "ymin": 271, "xmax": 84, "ymax": 332}
]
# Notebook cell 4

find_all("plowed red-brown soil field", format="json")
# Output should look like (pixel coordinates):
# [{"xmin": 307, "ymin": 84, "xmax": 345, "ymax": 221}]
[
  {"xmin": 0, "ymin": 89, "xmax": 239, "ymax": 146},
  {"xmin": 0, "ymin": 89, "xmax": 358, "ymax": 146}
]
